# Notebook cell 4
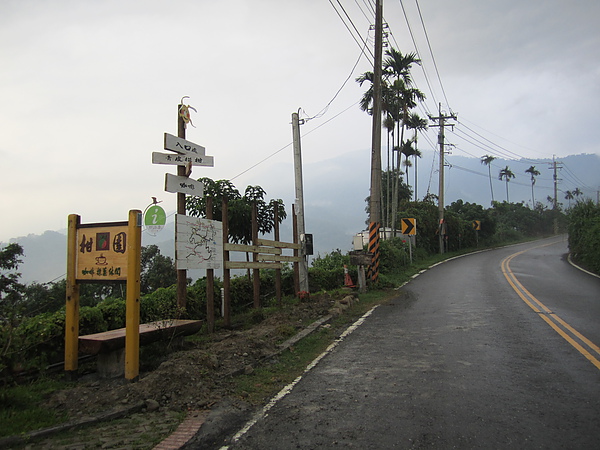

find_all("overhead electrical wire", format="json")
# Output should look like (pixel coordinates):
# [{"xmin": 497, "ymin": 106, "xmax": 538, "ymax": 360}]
[
  {"xmin": 303, "ymin": 40, "xmax": 369, "ymax": 122},
  {"xmin": 397, "ymin": 0, "xmax": 438, "ymax": 110},
  {"xmin": 329, "ymin": 0, "xmax": 375, "ymax": 63},
  {"xmin": 414, "ymin": 0, "xmax": 452, "ymax": 112},
  {"xmin": 354, "ymin": 0, "xmax": 375, "ymax": 22}
]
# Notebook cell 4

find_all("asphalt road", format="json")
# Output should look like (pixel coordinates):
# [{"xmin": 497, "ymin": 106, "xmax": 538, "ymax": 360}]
[{"xmin": 223, "ymin": 236, "xmax": 600, "ymax": 449}]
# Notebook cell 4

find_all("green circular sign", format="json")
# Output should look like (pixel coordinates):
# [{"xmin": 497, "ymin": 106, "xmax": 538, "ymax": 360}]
[{"xmin": 144, "ymin": 205, "xmax": 166, "ymax": 235}]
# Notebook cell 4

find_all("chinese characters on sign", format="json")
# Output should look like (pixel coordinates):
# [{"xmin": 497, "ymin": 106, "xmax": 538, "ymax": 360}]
[{"xmin": 76, "ymin": 224, "xmax": 128, "ymax": 281}]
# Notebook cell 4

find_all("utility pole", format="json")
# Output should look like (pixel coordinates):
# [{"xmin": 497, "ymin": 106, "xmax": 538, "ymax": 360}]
[
  {"xmin": 368, "ymin": 0, "xmax": 383, "ymax": 282},
  {"xmin": 549, "ymin": 155, "xmax": 563, "ymax": 210},
  {"xmin": 428, "ymin": 103, "xmax": 456, "ymax": 254},
  {"xmin": 291, "ymin": 111, "xmax": 309, "ymax": 293},
  {"xmin": 369, "ymin": 0, "xmax": 383, "ymax": 225},
  {"xmin": 548, "ymin": 155, "xmax": 563, "ymax": 235}
]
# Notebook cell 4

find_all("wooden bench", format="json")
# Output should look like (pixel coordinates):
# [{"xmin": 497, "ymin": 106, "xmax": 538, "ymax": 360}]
[{"xmin": 79, "ymin": 319, "xmax": 202, "ymax": 378}]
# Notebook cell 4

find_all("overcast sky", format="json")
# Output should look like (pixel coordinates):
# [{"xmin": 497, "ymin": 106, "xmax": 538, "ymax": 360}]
[{"xmin": 1, "ymin": 0, "xmax": 599, "ymax": 242}]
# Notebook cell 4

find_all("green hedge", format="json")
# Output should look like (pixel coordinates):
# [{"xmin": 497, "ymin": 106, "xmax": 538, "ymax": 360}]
[{"xmin": 568, "ymin": 200, "xmax": 600, "ymax": 273}]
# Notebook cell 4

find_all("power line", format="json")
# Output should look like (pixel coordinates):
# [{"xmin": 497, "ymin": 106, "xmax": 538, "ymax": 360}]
[
  {"xmin": 354, "ymin": 0, "xmax": 375, "ymax": 22},
  {"xmin": 414, "ymin": 0, "xmax": 452, "ymax": 112},
  {"xmin": 329, "ymin": 0, "xmax": 375, "ymax": 62},
  {"xmin": 230, "ymin": 101, "xmax": 360, "ymax": 182},
  {"xmin": 303, "ymin": 43, "xmax": 368, "ymax": 122}
]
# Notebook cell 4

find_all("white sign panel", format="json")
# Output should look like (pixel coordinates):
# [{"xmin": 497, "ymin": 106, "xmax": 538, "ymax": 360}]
[
  {"xmin": 152, "ymin": 152, "xmax": 214, "ymax": 167},
  {"xmin": 176, "ymin": 214, "xmax": 223, "ymax": 270},
  {"xmin": 164, "ymin": 133, "xmax": 205, "ymax": 157},
  {"xmin": 165, "ymin": 173, "xmax": 204, "ymax": 197}
]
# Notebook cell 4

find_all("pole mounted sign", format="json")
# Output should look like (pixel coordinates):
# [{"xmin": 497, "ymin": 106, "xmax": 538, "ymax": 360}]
[
  {"xmin": 164, "ymin": 132, "xmax": 206, "ymax": 157},
  {"xmin": 165, "ymin": 173, "xmax": 204, "ymax": 196},
  {"xmin": 155, "ymin": 132, "xmax": 214, "ymax": 198},
  {"xmin": 143, "ymin": 204, "xmax": 167, "ymax": 236},
  {"xmin": 472, "ymin": 220, "xmax": 481, "ymax": 231},
  {"xmin": 76, "ymin": 222, "xmax": 129, "ymax": 281},
  {"xmin": 152, "ymin": 151, "xmax": 214, "ymax": 167},
  {"xmin": 401, "ymin": 218, "xmax": 416, "ymax": 235}
]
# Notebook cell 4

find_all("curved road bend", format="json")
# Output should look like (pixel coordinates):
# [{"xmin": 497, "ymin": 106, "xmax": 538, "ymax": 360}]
[{"xmin": 225, "ymin": 236, "xmax": 600, "ymax": 449}]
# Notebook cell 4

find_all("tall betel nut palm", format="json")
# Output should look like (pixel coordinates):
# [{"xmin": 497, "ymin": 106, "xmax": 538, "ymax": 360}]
[
  {"xmin": 481, "ymin": 155, "xmax": 496, "ymax": 205},
  {"xmin": 498, "ymin": 166, "xmax": 516, "ymax": 203},
  {"xmin": 525, "ymin": 165, "xmax": 541, "ymax": 207}
]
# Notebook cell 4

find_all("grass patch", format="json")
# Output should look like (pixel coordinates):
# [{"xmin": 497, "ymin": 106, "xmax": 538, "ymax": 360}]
[{"xmin": 0, "ymin": 378, "xmax": 71, "ymax": 438}]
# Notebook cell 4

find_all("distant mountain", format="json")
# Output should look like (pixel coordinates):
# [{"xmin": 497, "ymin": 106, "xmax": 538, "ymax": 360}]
[{"xmin": 3, "ymin": 152, "xmax": 598, "ymax": 285}]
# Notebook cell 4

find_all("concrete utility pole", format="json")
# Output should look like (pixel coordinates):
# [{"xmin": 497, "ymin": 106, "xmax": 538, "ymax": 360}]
[
  {"xmin": 429, "ymin": 103, "xmax": 456, "ymax": 255},
  {"xmin": 548, "ymin": 155, "xmax": 563, "ymax": 235},
  {"xmin": 291, "ymin": 111, "xmax": 309, "ymax": 293},
  {"xmin": 549, "ymin": 155, "xmax": 563, "ymax": 210},
  {"xmin": 369, "ymin": 0, "xmax": 383, "ymax": 225},
  {"xmin": 366, "ymin": 0, "xmax": 384, "ymax": 283}
]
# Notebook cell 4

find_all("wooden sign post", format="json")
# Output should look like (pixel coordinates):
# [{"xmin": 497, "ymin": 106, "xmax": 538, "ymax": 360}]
[
  {"xmin": 64, "ymin": 210, "xmax": 142, "ymax": 380},
  {"xmin": 153, "ymin": 102, "xmax": 214, "ymax": 309}
]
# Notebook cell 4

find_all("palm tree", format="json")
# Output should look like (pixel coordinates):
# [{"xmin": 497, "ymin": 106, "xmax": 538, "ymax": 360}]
[
  {"xmin": 405, "ymin": 112, "xmax": 427, "ymax": 200},
  {"xmin": 383, "ymin": 115, "xmax": 395, "ymax": 230},
  {"xmin": 400, "ymin": 138, "xmax": 416, "ymax": 191},
  {"xmin": 525, "ymin": 165, "xmax": 541, "ymax": 207},
  {"xmin": 481, "ymin": 155, "xmax": 496, "ymax": 204},
  {"xmin": 573, "ymin": 187, "xmax": 583, "ymax": 202},
  {"xmin": 564, "ymin": 190, "xmax": 574, "ymax": 209},
  {"xmin": 498, "ymin": 166, "xmax": 515, "ymax": 202},
  {"xmin": 357, "ymin": 47, "xmax": 424, "ymax": 235}
]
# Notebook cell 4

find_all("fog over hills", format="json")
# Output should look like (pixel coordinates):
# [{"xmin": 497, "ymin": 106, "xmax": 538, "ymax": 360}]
[{"xmin": 3, "ymin": 152, "xmax": 598, "ymax": 285}]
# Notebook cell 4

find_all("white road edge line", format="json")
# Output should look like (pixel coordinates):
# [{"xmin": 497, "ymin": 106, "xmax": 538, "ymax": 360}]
[
  {"xmin": 220, "ymin": 305, "xmax": 380, "ymax": 449},
  {"xmin": 567, "ymin": 252, "xmax": 600, "ymax": 279}
]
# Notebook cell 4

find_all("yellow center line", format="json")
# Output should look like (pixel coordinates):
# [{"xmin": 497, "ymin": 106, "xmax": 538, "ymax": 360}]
[{"xmin": 501, "ymin": 241, "xmax": 600, "ymax": 371}]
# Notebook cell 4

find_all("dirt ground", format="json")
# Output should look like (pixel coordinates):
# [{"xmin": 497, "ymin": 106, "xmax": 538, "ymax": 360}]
[{"xmin": 44, "ymin": 292, "xmax": 345, "ymax": 420}]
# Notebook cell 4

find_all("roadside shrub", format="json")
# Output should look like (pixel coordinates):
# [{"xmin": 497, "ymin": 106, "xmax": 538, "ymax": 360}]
[
  {"xmin": 378, "ymin": 238, "xmax": 410, "ymax": 272},
  {"xmin": 97, "ymin": 297, "xmax": 126, "ymax": 329},
  {"xmin": 79, "ymin": 306, "xmax": 108, "ymax": 335},
  {"xmin": 229, "ymin": 276, "xmax": 253, "ymax": 312},
  {"xmin": 308, "ymin": 267, "xmax": 345, "ymax": 292},
  {"xmin": 140, "ymin": 286, "xmax": 183, "ymax": 323},
  {"xmin": 14, "ymin": 310, "xmax": 66, "ymax": 368},
  {"xmin": 568, "ymin": 200, "xmax": 600, "ymax": 273}
]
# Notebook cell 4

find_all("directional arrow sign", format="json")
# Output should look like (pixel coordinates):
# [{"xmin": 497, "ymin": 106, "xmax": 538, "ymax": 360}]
[
  {"xmin": 472, "ymin": 220, "xmax": 481, "ymax": 231},
  {"xmin": 164, "ymin": 133, "xmax": 206, "ymax": 157},
  {"xmin": 152, "ymin": 152, "xmax": 214, "ymax": 167},
  {"xmin": 401, "ymin": 218, "xmax": 416, "ymax": 235},
  {"xmin": 165, "ymin": 173, "xmax": 204, "ymax": 197}
]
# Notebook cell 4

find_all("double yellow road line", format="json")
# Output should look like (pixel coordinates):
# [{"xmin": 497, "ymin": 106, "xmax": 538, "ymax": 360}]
[{"xmin": 501, "ymin": 242, "xmax": 600, "ymax": 371}]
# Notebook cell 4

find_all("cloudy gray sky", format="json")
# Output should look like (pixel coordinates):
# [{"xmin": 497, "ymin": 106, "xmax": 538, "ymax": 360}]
[{"xmin": 1, "ymin": 0, "xmax": 599, "ymax": 242}]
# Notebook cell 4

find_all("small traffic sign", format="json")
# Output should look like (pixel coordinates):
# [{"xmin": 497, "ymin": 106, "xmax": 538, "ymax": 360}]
[
  {"xmin": 472, "ymin": 220, "xmax": 481, "ymax": 231},
  {"xmin": 164, "ymin": 133, "xmax": 206, "ymax": 157},
  {"xmin": 401, "ymin": 218, "xmax": 416, "ymax": 235},
  {"xmin": 165, "ymin": 173, "xmax": 204, "ymax": 197}
]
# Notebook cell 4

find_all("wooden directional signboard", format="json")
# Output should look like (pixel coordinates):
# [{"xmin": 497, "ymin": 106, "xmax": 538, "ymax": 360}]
[
  {"xmin": 401, "ymin": 218, "xmax": 416, "ymax": 235},
  {"xmin": 165, "ymin": 173, "xmax": 204, "ymax": 197},
  {"xmin": 164, "ymin": 133, "xmax": 206, "ymax": 157},
  {"xmin": 152, "ymin": 152, "xmax": 214, "ymax": 167}
]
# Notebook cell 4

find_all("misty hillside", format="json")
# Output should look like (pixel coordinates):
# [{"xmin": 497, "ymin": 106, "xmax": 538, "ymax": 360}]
[{"xmin": 3, "ymin": 152, "xmax": 598, "ymax": 285}]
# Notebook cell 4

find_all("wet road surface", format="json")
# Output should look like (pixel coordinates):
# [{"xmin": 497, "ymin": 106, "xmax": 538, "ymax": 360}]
[{"xmin": 225, "ymin": 236, "xmax": 600, "ymax": 449}]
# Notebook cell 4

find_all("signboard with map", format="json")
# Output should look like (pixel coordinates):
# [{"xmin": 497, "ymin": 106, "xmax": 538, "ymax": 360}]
[{"xmin": 175, "ymin": 214, "xmax": 223, "ymax": 270}]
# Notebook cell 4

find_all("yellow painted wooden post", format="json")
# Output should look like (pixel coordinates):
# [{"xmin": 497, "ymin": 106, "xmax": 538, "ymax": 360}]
[
  {"xmin": 125, "ymin": 210, "xmax": 142, "ymax": 381},
  {"xmin": 65, "ymin": 214, "xmax": 80, "ymax": 375}
]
